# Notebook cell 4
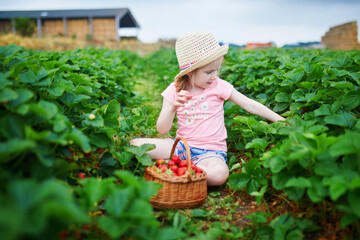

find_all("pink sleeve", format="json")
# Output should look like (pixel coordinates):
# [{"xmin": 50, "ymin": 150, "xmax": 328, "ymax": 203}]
[
  {"xmin": 218, "ymin": 79, "xmax": 234, "ymax": 100},
  {"xmin": 161, "ymin": 83, "xmax": 176, "ymax": 104}
]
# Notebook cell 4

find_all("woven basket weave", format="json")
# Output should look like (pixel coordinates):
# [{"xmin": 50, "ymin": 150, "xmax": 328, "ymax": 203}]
[{"xmin": 144, "ymin": 137, "xmax": 207, "ymax": 209}]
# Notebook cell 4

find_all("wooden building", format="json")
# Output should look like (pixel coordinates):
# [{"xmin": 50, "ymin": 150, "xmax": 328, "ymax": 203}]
[
  {"xmin": 0, "ymin": 8, "xmax": 140, "ymax": 41},
  {"xmin": 321, "ymin": 21, "xmax": 360, "ymax": 50}
]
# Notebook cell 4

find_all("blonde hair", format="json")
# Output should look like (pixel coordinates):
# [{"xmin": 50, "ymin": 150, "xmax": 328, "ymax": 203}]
[{"xmin": 174, "ymin": 69, "xmax": 198, "ymax": 92}]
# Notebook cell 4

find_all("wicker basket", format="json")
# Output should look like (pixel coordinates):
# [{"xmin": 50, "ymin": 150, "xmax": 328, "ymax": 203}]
[{"xmin": 144, "ymin": 137, "xmax": 207, "ymax": 209}]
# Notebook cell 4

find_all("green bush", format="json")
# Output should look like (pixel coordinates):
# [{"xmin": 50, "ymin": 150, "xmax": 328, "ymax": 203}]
[{"xmin": 13, "ymin": 17, "xmax": 36, "ymax": 37}]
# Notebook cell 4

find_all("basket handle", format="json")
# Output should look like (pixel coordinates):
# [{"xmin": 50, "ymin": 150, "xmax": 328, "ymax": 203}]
[{"xmin": 170, "ymin": 137, "xmax": 192, "ymax": 171}]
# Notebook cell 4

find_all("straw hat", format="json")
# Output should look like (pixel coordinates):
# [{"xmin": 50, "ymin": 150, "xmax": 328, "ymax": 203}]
[{"xmin": 175, "ymin": 32, "xmax": 229, "ymax": 80}]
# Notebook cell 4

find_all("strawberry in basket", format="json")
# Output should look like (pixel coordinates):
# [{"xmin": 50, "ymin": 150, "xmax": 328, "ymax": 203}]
[
  {"xmin": 144, "ymin": 137, "xmax": 207, "ymax": 209},
  {"xmin": 154, "ymin": 154, "xmax": 203, "ymax": 176}
]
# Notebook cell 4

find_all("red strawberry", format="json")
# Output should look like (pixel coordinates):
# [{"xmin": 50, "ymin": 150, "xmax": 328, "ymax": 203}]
[
  {"xmin": 168, "ymin": 160, "xmax": 175, "ymax": 167},
  {"xmin": 301, "ymin": 108, "xmax": 307, "ymax": 115},
  {"xmin": 191, "ymin": 163, "xmax": 197, "ymax": 170},
  {"xmin": 170, "ymin": 165, "xmax": 178, "ymax": 173},
  {"xmin": 97, "ymin": 148, "xmax": 104, "ymax": 154},
  {"xmin": 157, "ymin": 159, "xmax": 165, "ymax": 166},
  {"xmin": 171, "ymin": 155, "xmax": 181, "ymax": 165},
  {"xmin": 195, "ymin": 168, "xmax": 202, "ymax": 174},
  {"xmin": 179, "ymin": 160, "xmax": 187, "ymax": 168},
  {"xmin": 78, "ymin": 172, "xmax": 86, "ymax": 179},
  {"xmin": 159, "ymin": 164, "xmax": 168, "ymax": 173},
  {"xmin": 177, "ymin": 167, "xmax": 186, "ymax": 176}
]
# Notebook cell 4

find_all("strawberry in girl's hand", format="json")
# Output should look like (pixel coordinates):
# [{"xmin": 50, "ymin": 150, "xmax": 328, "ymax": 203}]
[{"xmin": 171, "ymin": 155, "xmax": 181, "ymax": 165}]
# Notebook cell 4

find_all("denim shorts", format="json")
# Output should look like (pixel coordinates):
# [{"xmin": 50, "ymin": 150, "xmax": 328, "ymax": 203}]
[{"xmin": 168, "ymin": 139, "xmax": 227, "ymax": 164}]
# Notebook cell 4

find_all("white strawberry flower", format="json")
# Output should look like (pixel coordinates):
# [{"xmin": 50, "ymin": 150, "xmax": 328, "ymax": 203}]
[
  {"xmin": 183, "ymin": 110, "xmax": 190, "ymax": 116},
  {"xmin": 199, "ymin": 95, "xmax": 206, "ymax": 101},
  {"xmin": 190, "ymin": 107, "xmax": 195, "ymax": 112},
  {"xmin": 193, "ymin": 100, "xmax": 199, "ymax": 106},
  {"xmin": 201, "ymin": 102, "xmax": 209, "ymax": 111},
  {"xmin": 185, "ymin": 118, "xmax": 195, "ymax": 126}
]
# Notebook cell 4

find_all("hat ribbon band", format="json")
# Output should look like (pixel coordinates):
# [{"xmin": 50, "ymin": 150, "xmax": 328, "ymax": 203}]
[{"xmin": 179, "ymin": 59, "xmax": 200, "ymax": 71}]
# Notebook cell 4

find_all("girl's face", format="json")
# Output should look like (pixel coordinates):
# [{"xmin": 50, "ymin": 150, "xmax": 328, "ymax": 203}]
[{"xmin": 188, "ymin": 57, "xmax": 223, "ymax": 91}]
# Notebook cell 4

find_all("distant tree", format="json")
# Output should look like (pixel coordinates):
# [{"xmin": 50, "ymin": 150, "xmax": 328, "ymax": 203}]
[{"xmin": 13, "ymin": 17, "xmax": 36, "ymax": 37}]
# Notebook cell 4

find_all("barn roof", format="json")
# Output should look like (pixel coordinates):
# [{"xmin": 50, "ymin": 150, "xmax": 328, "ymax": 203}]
[{"xmin": 0, "ymin": 8, "xmax": 140, "ymax": 28}]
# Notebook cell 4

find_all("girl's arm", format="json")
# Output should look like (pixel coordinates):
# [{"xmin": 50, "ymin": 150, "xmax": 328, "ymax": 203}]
[
  {"xmin": 228, "ymin": 89, "xmax": 286, "ymax": 122},
  {"xmin": 157, "ymin": 90, "xmax": 192, "ymax": 134},
  {"xmin": 156, "ymin": 99, "xmax": 176, "ymax": 134}
]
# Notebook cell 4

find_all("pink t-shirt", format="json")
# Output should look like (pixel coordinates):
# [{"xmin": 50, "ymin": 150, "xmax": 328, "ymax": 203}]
[{"xmin": 161, "ymin": 78, "xmax": 234, "ymax": 151}]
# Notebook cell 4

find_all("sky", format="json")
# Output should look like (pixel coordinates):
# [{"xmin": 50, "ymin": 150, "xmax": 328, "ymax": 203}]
[{"xmin": 0, "ymin": 0, "xmax": 360, "ymax": 47}]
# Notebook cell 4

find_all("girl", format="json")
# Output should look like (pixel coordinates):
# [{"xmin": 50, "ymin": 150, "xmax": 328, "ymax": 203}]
[{"xmin": 130, "ymin": 32, "xmax": 285, "ymax": 186}]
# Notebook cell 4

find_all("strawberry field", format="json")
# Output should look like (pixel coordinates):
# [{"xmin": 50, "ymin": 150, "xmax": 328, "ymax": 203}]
[{"xmin": 0, "ymin": 43, "xmax": 359, "ymax": 240}]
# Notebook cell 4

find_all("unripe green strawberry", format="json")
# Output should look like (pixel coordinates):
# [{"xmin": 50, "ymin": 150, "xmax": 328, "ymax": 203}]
[{"xmin": 88, "ymin": 114, "xmax": 96, "ymax": 120}]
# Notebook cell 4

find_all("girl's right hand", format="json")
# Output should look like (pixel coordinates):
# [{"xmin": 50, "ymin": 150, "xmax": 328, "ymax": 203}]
[{"xmin": 172, "ymin": 90, "xmax": 192, "ymax": 111}]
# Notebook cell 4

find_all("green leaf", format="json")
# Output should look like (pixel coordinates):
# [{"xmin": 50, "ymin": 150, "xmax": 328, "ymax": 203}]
[
  {"xmin": 39, "ymin": 100, "xmax": 58, "ymax": 119},
  {"xmin": 52, "ymin": 114, "xmax": 69, "ymax": 132},
  {"xmin": 323, "ymin": 175, "xmax": 348, "ymax": 201},
  {"xmin": 341, "ymin": 213, "xmax": 359, "ymax": 228},
  {"xmin": 314, "ymin": 104, "xmax": 332, "ymax": 116},
  {"xmin": 83, "ymin": 114, "xmax": 104, "ymax": 128},
  {"xmin": 25, "ymin": 126, "xmax": 51, "ymax": 140},
  {"xmin": 0, "ymin": 72, "xmax": 12, "ymax": 89},
  {"xmin": 126, "ymin": 198, "xmax": 153, "ymax": 219},
  {"xmin": 267, "ymin": 155, "xmax": 287, "ymax": 173},
  {"xmin": 0, "ymin": 114, "xmax": 25, "ymax": 139},
  {"xmin": 105, "ymin": 187, "xmax": 134, "ymax": 217},
  {"xmin": 46, "ymin": 85, "xmax": 65, "ymax": 97},
  {"xmin": 156, "ymin": 227, "xmax": 186, "ymax": 240},
  {"xmin": 324, "ymin": 112, "xmax": 356, "ymax": 128},
  {"xmin": 343, "ymin": 90, "xmax": 360, "ymax": 110},
  {"xmin": 19, "ymin": 70, "xmax": 37, "ymax": 84},
  {"xmin": 90, "ymin": 132, "xmax": 112, "ymax": 148},
  {"xmin": 9, "ymin": 89, "xmax": 33, "ymax": 107},
  {"xmin": 284, "ymin": 187, "xmax": 305, "ymax": 200},
  {"xmin": 275, "ymin": 92, "xmax": 290, "ymax": 103},
  {"xmin": 191, "ymin": 209, "xmax": 210, "ymax": 217},
  {"xmin": 138, "ymin": 180, "xmax": 161, "ymax": 199},
  {"xmin": 330, "ymin": 131, "xmax": 360, "ymax": 156},
  {"xmin": 227, "ymin": 172, "xmax": 250, "ymax": 190},
  {"xmin": 98, "ymin": 216, "xmax": 131, "ymax": 238},
  {"xmin": 67, "ymin": 128, "xmax": 91, "ymax": 153},
  {"xmin": 285, "ymin": 177, "xmax": 311, "ymax": 188},
  {"xmin": 104, "ymin": 99, "xmax": 120, "ymax": 119},
  {"xmin": 307, "ymin": 176, "xmax": 328, "ymax": 203},
  {"xmin": 0, "ymin": 139, "xmax": 36, "ymax": 162},
  {"xmin": 137, "ymin": 154, "xmax": 154, "ymax": 166},
  {"xmin": 125, "ymin": 144, "xmax": 156, "ymax": 157},
  {"xmin": 348, "ymin": 189, "xmax": 360, "ymax": 217},
  {"xmin": 0, "ymin": 43, "xmax": 23, "ymax": 58},
  {"xmin": 0, "ymin": 88, "xmax": 18, "ymax": 102}
]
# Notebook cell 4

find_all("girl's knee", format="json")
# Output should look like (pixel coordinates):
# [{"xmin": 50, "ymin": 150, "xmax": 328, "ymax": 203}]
[
  {"xmin": 208, "ymin": 167, "xmax": 229, "ymax": 186},
  {"xmin": 198, "ymin": 160, "xmax": 229, "ymax": 186},
  {"xmin": 129, "ymin": 138, "xmax": 140, "ymax": 146}
]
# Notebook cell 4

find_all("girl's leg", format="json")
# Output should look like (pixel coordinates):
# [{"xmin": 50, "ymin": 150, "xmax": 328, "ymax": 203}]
[
  {"xmin": 196, "ymin": 157, "xmax": 229, "ymax": 186},
  {"xmin": 129, "ymin": 138, "xmax": 173, "ymax": 160}
]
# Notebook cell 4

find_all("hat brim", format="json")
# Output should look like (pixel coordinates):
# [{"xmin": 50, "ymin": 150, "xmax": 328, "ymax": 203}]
[{"xmin": 175, "ymin": 44, "xmax": 229, "ymax": 81}]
